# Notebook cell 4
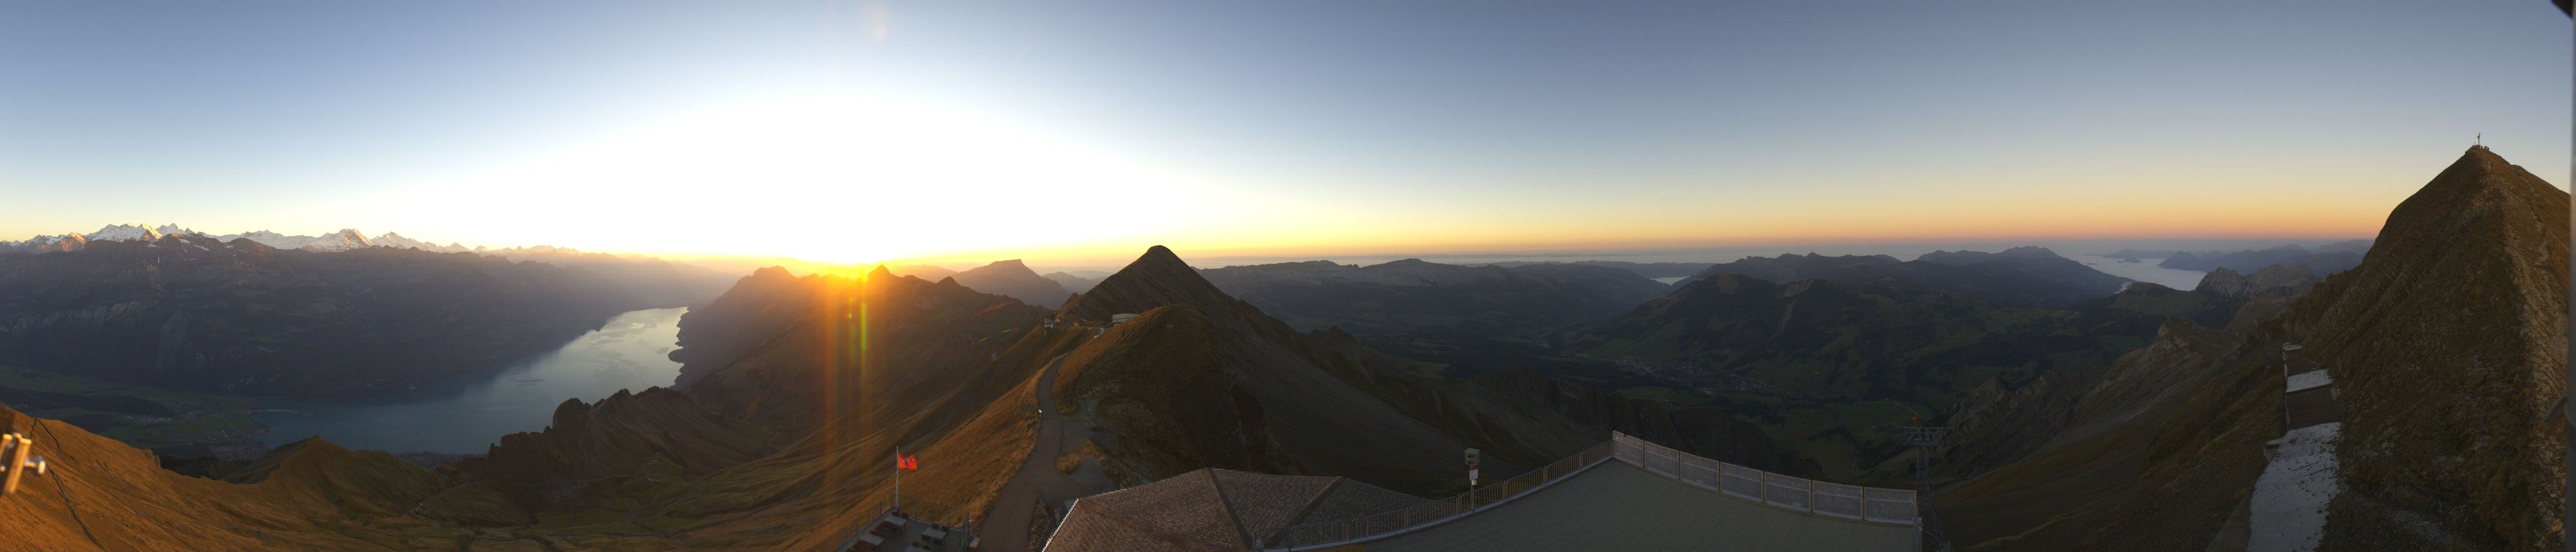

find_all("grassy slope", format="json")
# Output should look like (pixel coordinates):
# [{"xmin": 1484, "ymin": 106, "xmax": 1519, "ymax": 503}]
[
  {"xmin": 0, "ymin": 406, "xmax": 460, "ymax": 550},
  {"xmin": 0, "ymin": 364, "xmax": 262, "ymax": 454}
]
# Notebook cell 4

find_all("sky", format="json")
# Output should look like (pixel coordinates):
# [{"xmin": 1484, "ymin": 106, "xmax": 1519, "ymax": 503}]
[{"xmin": 1, "ymin": 1, "xmax": 2567, "ymax": 267}]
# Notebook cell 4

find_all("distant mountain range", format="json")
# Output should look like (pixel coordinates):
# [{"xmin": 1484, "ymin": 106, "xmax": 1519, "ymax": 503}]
[
  {"xmin": 949, "ymin": 260, "xmax": 1073, "ymax": 307},
  {"xmin": 0, "ymin": 146, "xmax": 2556, "ymax": 552},
  {"xmin": 2095, "ymin": 239, "xmax": 2372, "ymax": 277},
  {"xmin": 2156, "ymin": 243, "xmax": 2368, "ymax": 276},
  {"xmin": 1667, "ymin": 246, "xmax": 2132, "ymax": 309},
  {"xmin": 1196, "ymin": 258, "xmax": 1669, "ymax": 337},
  {"xmin": 0, "ymin": 233, "xmax": 680, "ymax": 398},
  {"xmin": 2, "ymin": 224, "xmax": 739, "ymax": 306},
  {"xmin": 3, "ymin": 223, "xmax": 464, "ymax": 254},
  {"xmin": 1481, "ymin": 260, "xmax": 1715, "ymax": 279}
]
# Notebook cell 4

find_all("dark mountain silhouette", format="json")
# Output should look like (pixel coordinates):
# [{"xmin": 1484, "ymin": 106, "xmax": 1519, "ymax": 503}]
[
  {"xmin": 1197, "ymin": 258, "xmax": 1668, "ymax": 337},
  {"xmin": 0, "ymin": 234, "xmax": 662, "ymax": 398},
  {"xmin": 949, "ymin": 259, "xmax": 1073, "ymax": 307},
  {"xmin": 483, "ymin": 245, "xmax": 738, "ymax": 306},
  {"xmin": 2158, "ymin": 244, "xmax": 2365, "ymax": 277},
  {"xmin": 1042, "ymin": 271, "xmax": 1101, "ymax": 293},
  {"xmin": 1482, "ymin": 260, "xmax": 1714, "ymax": 279},
  {"xmin": 663, "ymin": 266, "xmax": 813, "ymax": 388},
  {"xmin": 1053, "ymin": 247, "xmax": 1601, "ymax": 491},
  {"xmin": 1913, "ymin": 245, "xmax": 2064, "ymax": 264},
  {"xmin": 1573, "ymin": 273, "xmax": 2184, "ymax": 405}
]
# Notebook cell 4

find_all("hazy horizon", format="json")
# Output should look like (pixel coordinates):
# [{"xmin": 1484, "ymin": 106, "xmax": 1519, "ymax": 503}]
[{"xmin": 3, "ymin": 1, "xmax": 2565, "ymax": 266}]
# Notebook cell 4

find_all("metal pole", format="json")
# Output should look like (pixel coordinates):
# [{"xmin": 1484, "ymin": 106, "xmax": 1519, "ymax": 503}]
[
  {"xmin": 2555, "ymin": 31, "xmax": 2576, "ymax": 547},
  {"xmin": 2561, "ymin": 30, "xmax": 2575, "ymax": 548}
]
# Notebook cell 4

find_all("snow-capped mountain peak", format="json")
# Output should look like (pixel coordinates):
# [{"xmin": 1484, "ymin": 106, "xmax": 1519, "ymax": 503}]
[
  {"xmin": 85, "ymin": 223, "xmax": 163, "ymax": 242},
  {"xmin": 5, "ymin": 224, "xmax": 483, "ymax": 255}
]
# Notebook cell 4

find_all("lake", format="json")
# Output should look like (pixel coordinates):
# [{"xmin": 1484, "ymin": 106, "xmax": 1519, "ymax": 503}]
[
  {"xmin": 2077, "ymin": 255, "xmax": 2208, "ymax": 291},
  {"xmin": 251, "ymin": 307, "xmax": 690, "ymax": 454}
]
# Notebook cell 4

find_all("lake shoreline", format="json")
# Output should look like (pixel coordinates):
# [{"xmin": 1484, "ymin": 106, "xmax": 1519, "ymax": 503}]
[{"xmin": 248, "ymin": 307, "xmax": 693, "ymax": 454}]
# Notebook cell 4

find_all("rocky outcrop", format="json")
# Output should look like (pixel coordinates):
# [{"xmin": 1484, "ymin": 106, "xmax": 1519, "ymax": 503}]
[
  {"xmin": 2290, "ymin": 146, "xmax": 2566, "ymax": 550},
  {"xmin": 950, "ymin": 259, "xmax": 1073, "ymax": 307},
  {"xmin": 2194, "ymin": 264, "xmax": 2320, "ymax": 299},
  {"xmin": 453, "ymin": 387, "xmax": 777, "ymax": 512}
]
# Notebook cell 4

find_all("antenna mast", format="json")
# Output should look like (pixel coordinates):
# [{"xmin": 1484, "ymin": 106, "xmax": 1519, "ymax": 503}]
[{"xmin": 1900, "ymin": 424, "xmax": 1950, "ymax": 552}]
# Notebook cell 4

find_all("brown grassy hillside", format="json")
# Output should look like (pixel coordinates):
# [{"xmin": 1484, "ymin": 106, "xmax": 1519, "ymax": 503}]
[
  {"xmin": 2294, "ymin": 146, "xmax": 2567, "ymax": 550},
  {"xmin": 0, "ymin": 408, "xmax": 463, "ymax": 550}
]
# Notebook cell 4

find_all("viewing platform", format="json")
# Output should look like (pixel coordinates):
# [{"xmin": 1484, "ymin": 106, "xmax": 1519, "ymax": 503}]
[{"xmin": 1039, "ymin": 432, "xmax": 1921, "ymax": 551}]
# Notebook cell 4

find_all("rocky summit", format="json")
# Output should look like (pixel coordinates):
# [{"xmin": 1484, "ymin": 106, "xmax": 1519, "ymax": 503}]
[{"xmin": 2289, "ymin": 146, "xmax": 2566, "ymax": 550}]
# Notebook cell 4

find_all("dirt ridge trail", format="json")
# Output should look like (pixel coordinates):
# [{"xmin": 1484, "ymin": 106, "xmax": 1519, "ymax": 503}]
[{"xmin": 976, "ymin": 355, "xmax": 1096, "ymax": 552}]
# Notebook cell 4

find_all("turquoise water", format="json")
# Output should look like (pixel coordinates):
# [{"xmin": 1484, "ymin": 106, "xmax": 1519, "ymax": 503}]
[{"xmin": 250, "ymin": 307, "xmax": 690, "ymax": 453}]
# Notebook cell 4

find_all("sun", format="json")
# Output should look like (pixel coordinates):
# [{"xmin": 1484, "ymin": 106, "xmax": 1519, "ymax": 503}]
[{"xmin": 405, "ymin": 91, "xmax": 1197, "ymax": 263}]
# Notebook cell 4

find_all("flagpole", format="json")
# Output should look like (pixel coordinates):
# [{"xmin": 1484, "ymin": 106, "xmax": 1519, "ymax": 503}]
[{"xmin": 894, "ymin": 447, "xmax": 903, "ymax": 514}]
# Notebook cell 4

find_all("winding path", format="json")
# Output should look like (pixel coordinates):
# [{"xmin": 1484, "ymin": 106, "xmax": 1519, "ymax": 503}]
[{"xmin": 977, "ymin": 356, "xmax": 1092, "ymax": 552}]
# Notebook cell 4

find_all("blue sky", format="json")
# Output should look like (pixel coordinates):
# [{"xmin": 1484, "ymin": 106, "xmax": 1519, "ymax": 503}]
[{"xmin": 0, "ymin": 1, "xmax": 2566, "ymax": 265}]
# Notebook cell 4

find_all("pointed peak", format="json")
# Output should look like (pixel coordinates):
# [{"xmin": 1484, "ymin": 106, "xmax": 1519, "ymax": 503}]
[
  {"xmin": 1115, "ymin": 246, "xmax": 1196, "ymax": 275},
  {"xmin": 1059, "ymin": 245, "xmax": 1239, "ymax": 320}
]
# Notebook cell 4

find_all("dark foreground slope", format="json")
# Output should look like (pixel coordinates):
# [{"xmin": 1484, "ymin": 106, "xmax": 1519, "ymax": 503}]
[
  {"xmin": 1057, "ymin": 246, "xmax": 1602, "ymax": 492},
  {"xmin": 0, "ymin": 407, "xmax": 479, "ymax": 550},
  {"xmin": 0, "ymin": 234, "xmax": 660, "ymax": 398},
  {"xmin": 1936, "ymin": 146, "xmax": 2566, "ymax": 551}
]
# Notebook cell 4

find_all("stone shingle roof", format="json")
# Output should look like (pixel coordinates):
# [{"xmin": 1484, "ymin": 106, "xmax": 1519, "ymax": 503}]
[{"xmin": 1044, "ymin": 468, "xmax": 1428, "ymax": 552}]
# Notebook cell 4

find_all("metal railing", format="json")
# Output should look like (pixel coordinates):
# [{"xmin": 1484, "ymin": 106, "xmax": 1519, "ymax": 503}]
[
  {"xmin": 1612, "ymin": 432, "xmax": 1917, "ymax": 525},
  {"xmin": 1267, "ymin": 440, "xmax": 1619, "ymax": 550},
  {"xmin": 1265, "ymin": 432, "xmax": 1917, "ymax": 550}
]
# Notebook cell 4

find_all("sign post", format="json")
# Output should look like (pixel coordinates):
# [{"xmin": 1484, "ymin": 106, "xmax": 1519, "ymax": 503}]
[{"xmin": 1464, "ymin": 448, "xmax": 1481, "ymax": 487}]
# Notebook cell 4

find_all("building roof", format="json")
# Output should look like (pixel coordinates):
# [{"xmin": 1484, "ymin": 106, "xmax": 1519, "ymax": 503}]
[
  {"xmin": 1045, "ymin": 433, "xmax": 1919, "ymax": 551},
  {"xmin": 1361, "ymin": 461, "xmax": 1918, "ymax": 551},
  {"xmin": 1042, "ymin": 468, "xmax": 1424, "ymax": 552}
]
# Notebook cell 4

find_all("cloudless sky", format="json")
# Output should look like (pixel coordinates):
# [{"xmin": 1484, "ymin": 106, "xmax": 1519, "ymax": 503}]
[{"xmin": 1, "ymin": 1, "xmax": 2566, "ymax": 266}]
